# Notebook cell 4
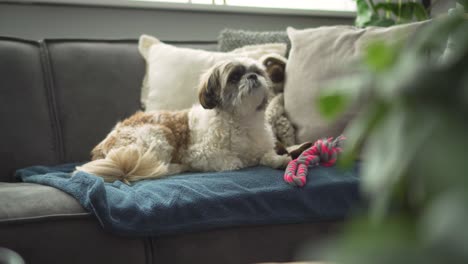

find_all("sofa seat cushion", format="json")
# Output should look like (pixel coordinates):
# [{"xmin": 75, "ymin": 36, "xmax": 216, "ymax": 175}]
[
  {"xmin": 0, "ymin": 182, "xmax": 149, "ymax": 264},
  {"xmin": 0, "ymin": 211, "xmax": 148, "ymax": 264},
  {"xmin": 16, "ymin": 163, "xmax": 361, "ymax": 237},
  {"xmin": 0, "ymin": 182, "xmax": 87, "ymax": 222}
]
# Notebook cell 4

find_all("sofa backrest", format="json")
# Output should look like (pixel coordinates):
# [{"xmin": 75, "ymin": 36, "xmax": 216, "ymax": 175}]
[
  {"xmin": 0, "ymin": 37, "xmax": 217, "ymax": 182},
  {"xmin": 0, "ymin": 37, "xmax": 59, "ymax": 182}
]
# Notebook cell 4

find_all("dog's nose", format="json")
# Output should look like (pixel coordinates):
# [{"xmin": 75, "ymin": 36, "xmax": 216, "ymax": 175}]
[{"xmin": 247, "ymin": 74, "xmax": 258, "ymax": 80}]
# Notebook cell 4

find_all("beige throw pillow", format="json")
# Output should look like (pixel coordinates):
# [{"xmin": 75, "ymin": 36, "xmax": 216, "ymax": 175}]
[
  {"xmin": 284, "ymin": 21, "xmax": 429, "ymax": 143},
  {"xmin": 139, "ymin": 35, "xmax": 287, "ymax": 111}
]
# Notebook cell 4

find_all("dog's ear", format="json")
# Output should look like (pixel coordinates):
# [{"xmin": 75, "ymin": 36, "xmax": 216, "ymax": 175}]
[
  {"xmin": 260, "ymin": 54, "xmax": 287, "ymax": 84},
  {"xmin": 198, "ymin": 68, "xmax": 221, "ymax": 109},
  {"xmin": 264, "ymin": 59, "xmax": 286, "ymax": 83}
]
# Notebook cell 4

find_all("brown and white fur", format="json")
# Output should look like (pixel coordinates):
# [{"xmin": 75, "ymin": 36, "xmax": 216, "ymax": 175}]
[{"xmin": 74, "ymin": 58, "xmax": 291, "ymax": 183}]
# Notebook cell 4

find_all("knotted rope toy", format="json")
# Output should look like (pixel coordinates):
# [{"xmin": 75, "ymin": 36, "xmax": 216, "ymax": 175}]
[{"xmin": 284, "ymin": 135, "xmax": 346, "ymax": 187}]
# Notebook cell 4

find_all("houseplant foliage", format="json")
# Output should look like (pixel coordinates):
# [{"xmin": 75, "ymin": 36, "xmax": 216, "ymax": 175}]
[
  {"xmin": 317, "ymin": 10, "xmax": 468, "ymax": 264},
  {"xmin": 355, "ymin": 0, "xmax": 429, "ymax": 27}
]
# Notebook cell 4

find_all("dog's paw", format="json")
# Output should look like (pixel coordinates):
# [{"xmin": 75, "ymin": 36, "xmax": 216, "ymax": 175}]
[
  {"xmin": 225, "ymin": 158, "xmax": 244, "ymax": 171},
  {"xmin": 263, "ymin": 154, "xmax": 291, "ymax": 169},
  {"xmin": 214, "ymin": 156, "xmax": 244, "ymax": 171},
  {"xmin": 261, "ymin": 151, "xmax": 291, "ymax": 169}
]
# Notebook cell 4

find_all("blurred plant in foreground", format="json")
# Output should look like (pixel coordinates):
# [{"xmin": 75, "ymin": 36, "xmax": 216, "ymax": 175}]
[
  {"xmin": 354, "ymin": 0, "xmax": 429, "ymax": 27},
  {"xmin": 317, "ymin": 8, "xmax": 468, "ymax": 264}
]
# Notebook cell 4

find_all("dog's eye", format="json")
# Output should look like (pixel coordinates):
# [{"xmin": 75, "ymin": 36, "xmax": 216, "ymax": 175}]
[{"xmin": 228, "ymin": 72, "xmax": 243, "ymax": 83}]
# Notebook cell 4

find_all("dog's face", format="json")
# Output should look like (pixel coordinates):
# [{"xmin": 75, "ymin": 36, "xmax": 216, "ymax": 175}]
[{"xmin": 198, "ymin": 58, "xmax": 270, "ymax": 115}]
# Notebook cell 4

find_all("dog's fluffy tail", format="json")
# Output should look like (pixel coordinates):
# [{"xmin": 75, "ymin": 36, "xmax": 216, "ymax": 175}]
[{"xmin": 74, "ymin": 144, "xmax": 168, "ymax": 184}]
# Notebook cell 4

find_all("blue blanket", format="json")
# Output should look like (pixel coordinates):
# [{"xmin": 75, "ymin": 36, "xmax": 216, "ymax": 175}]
[{"xmin": 16, "ymin": 163, "xmax": 360, "ymax": 236}]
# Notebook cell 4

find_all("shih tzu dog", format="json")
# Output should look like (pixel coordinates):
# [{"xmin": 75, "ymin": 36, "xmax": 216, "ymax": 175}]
[{"xmin": 75, "ymin": 58, "xmax": 291, "ymax": 183}]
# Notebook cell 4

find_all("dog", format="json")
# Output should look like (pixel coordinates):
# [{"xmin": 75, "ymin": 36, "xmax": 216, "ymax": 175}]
[
  {"xmin": 74, "ymin": 58, "xmax": 291, "ymax": 184},
  {"xmin": 260, "ymin": 54, "xmax": 297, "ymax": 148}
]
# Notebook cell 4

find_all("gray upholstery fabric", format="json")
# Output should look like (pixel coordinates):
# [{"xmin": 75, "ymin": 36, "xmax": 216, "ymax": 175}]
[
  {"xmin": 0, "ymin": 217, "xmax": 148, "ymax": 264},
  {"xmin": 0, "ymin": 183, "xmax": 339, "ymax": 264},
  {"xmin": 218, "ymin": 29, "xmax": 291, "ymax": 55},
  {"xmin": 0, "ymin": 216, "xmax": 336, "ymax": 264},
  {"xmin": 0, "ymin": 38, "xmax": 218, "ymax": 179},
  {"xmin": 152, "ymin": 222, "xmax": 339, "ymax": 264},
  {"xmin": 0, "ymin": 37, "xmax": 59, "ymax": 182},
  {"xmin": 44, "ymin": 40, "xmax": 145, "ymax": 163},
  {"xmin": 0, "ymin": 182, "xmax": 147, "ymax": 264},
  {"xmin": 0, "ymin": 182, "xmax": 86, "ymax": 221},
  {"xmin": 0, "ymin": 182, "xmax": 338, "ymax": 264},
  {"xmin": 165, "ymin": 41, "xmax": 218, "ymax": 51},
  {"xmin": 44, "ymin": 40, "xmax": 217, "ymax": 163}
]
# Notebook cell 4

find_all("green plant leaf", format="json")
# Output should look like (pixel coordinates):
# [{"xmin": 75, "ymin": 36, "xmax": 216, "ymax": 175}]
[
  {"xmin": 457, "ymin": 0, "xmax": 468, "ymax": 9},
  {"xmin": 339, "ymin": 101, "xmax": 390, "ymax": 168},
  {"xmin": 328, "ymin": 217, "xmax": 421, "ymax": 264},
  {"xmin": 364, "ymin": 41, "xmax": 398, "ymax": 72},
  {"xmin": 421, "ymin": 191, "xmax": 468, "ymax": 260},
  {"xmin": 355, "ymin": 0, "xmax": 376, "ymax": 27},
  {"xmin": 374, "ymin": 2, "xmax": 428, "ymax": 22},
  {"xmin": 408, "ymin": 111, "xmax": 468, "ymax": 195},
  {"xmin": 375, "ymin": 2, "xmax": 400, "ymax": 16},
  {"xmin": 399, "ymin": 3, "xmax": 415, "ymax": 20},
  {"xmin": 372, "ymin": 18, "xmax": 396, "ymax": 27},
  {"xmin": 410, "ymin": 15, "xmax": 466, "ymax": 57},
  {"xmin": 412, "ymin": 3, "xmax": 429, "ymax": 21},
  {"xmin": 317, "ymin": 72, "xmax": 372, "ymax": 120},
  {"xmin": 317, "ymin": 93, "xmax": 348, "ymax": 119},
  {"xmin": 362, "ymin": 106, "xmax": 438, "ymax": 219}
]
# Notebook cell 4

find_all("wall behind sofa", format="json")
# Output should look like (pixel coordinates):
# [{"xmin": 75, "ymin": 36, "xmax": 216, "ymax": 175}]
[{"xmin": 0, "ymin": 2, "xmax": 354, "ymax": 41}]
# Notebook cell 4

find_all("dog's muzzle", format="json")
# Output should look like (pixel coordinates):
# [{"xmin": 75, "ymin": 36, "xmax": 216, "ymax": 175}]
[{"xmin": 246, "ymin": 74, "xmax": 260, "ymax": 90}]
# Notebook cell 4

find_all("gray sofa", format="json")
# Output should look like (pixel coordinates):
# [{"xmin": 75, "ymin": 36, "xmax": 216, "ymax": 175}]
[{"xmin": 0, "ymin": 36, "xmax": 340, "ymax": 264}]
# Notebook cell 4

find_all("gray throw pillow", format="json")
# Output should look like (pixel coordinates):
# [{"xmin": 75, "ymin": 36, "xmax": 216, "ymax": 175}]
[
  {"xmin": 283, "ymin": 21, "xmax": 430, "ymax": 144},
  {"xmin": 218, "ymin": 29, "xmax": 291, "ymax": 56}
]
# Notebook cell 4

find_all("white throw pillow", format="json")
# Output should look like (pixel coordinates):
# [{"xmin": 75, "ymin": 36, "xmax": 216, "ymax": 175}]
[
  {"xmin": 284, "ymin": 21, "xmax": 429, "ymax": 143},
  {"xmin": 139, "ymin": 35, "xmax": 287, "ymax": 111}
]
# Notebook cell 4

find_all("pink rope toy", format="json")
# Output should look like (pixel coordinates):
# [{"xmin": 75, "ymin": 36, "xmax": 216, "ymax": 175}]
[{"xmin": 284, "ymin": 135, "xmax": 346, "ymax": 187}]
